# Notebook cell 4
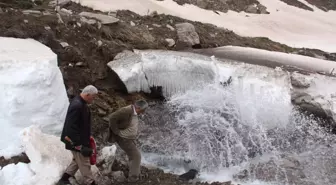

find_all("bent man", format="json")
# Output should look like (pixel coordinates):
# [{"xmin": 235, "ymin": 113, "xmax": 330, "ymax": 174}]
[
  {"xmin": 57, "ymin": 85, "xmax": 98, "ymax": 185},
  {"xmin": 107, "ymin": 100, "xmax": 148, "ymax": 182}
]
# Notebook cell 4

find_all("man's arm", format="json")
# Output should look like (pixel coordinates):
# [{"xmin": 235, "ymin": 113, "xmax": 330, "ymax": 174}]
[
  {"xmin": 109, "ymin": 107, "xmax": 131, "ymax": 134},
  {"xmin": 63, "ymin": 104, "xmax": 82, "ymax": 146}
]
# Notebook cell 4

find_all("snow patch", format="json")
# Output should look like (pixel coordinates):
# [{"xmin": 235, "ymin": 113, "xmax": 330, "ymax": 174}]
[
  {"xmin": 0, "ymin": 37, "xmax": 69, "ymax": 157},
  {"xmin": 73, "ymin": 0, "xmax": 336, "ymax": 52},
  {"xmin": 0, "ymin": 126, "xmax": 72, "ymax": 185}
]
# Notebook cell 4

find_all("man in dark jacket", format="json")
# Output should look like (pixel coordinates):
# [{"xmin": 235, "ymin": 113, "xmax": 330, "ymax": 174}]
[{"xmin": 57, "ymin": 85, "xmax": 98, "ymax": 185}]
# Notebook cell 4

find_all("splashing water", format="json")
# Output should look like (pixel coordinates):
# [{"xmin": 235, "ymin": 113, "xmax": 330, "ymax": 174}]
[{"xmin": 138, "ymin": 71, "xmax": 336, "ymax": 185}]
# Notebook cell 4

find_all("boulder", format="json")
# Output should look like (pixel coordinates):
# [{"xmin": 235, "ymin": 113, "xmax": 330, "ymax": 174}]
[
  {"xmin": 97, "ymin": 145, "xmax": 117, "ymax": 174},
  {"xmin": 79, "ymin": 12, "xmax": 119, "ymax": 25},
  {"xmin": 165, "ymin": 38, "xmax": 175, "ymax": 47},
  {"xmin": 175, "ymin": 23, "xmax": 200, "ymax": 46},
  {"xmin": 245, "ymin": 4, "xmax": 258, "ymax": 14},
  {"xmin": 80, "ymin": 17, "xmax": 97, "ymax": 25},
  {"xmin": 60, "ymin": 8, "xmax": 72, "ymax": 15},
  {"xmin": 166, "ymin": 24, "xmax": 175, "ymax": 31},
  {"xmin": 257, "ymin": 4, "xmax": 269, "ymax": 14},
  {"xmin": 111, "ymin": 171, "xmax": 126, "ymax": 182},
  {"xmin": 290, "ymin": 72, "xmax": 312, "ymax": 88}
]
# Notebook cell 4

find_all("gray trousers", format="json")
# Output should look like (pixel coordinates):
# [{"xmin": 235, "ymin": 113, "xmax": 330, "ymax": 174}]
[
  {"xmin": 65, "ymin": 151, "xmax": 94, "ymax": 185},
  {"xmin": 113, "ymin": 133, "xmax": 141, "ymax": 177}
]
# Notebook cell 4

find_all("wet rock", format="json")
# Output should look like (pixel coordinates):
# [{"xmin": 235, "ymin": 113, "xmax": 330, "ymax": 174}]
[
  {"xmin": 179, "ymin": 169, "xmax": 198, "ymax": 180},
  {"xmin": 166, "ymin": 24, "xmax": 175, "ymax": 31},
  {"xmin": 175, "ymin": 22, "xmax": 200, "ymax": 46},
  {"xmin": 79, "ymin": 12, "xmax": 119, "ymax": 25},
  {"xmin": 111, "ymin": 171, "xmax": 126, "ymax": 182},
  {"xmin": 165, "ymin": 38, "xmax": 175, "ymax": 47},
  {"xmin": 290, "ymin": 72, "xmax": 312, "ymax": 88}
]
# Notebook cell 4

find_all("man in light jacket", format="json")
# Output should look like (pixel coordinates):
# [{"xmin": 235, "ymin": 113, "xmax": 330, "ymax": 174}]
[{"xmin": 106, "ymin": 100, "xmax": 148, "ymax": 182}]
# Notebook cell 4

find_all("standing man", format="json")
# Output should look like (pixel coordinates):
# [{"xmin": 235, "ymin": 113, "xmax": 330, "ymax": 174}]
[
  {"xmin": 57, "ymin": 85, "xmax": 98, "ymax": 185},
  {"xmin": 107, "ymin": 100, "xmax": 148, "ymax": 182}
]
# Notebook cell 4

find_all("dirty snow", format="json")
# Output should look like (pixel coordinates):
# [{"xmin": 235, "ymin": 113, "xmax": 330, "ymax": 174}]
[{"xmin": 72, "ymin": 0, "xmax": 336, "ymax": 52}]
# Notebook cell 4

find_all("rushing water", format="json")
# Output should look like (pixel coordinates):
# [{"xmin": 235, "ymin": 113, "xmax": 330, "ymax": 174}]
[
  {"xmin": 110, "ymin": 50, "xmax": 336, "ymax": 185},
  {"xmin": 137, "ymin": 74, "xmax": 336, "ymax": 185}
]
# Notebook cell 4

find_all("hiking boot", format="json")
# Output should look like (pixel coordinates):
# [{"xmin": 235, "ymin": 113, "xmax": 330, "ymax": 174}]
[
  {"xmin": 56, "ymin": 173, "xmax": 71, "ymax": 185},
  {"xmin": 56, "ymin": 179, "xmax": 71, "ymax": 185}
]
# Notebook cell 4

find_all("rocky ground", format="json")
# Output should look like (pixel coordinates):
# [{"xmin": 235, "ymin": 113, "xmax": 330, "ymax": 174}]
[{"xmin": 0, "ymin": 0, "xmax": 336, "ymax": 184}]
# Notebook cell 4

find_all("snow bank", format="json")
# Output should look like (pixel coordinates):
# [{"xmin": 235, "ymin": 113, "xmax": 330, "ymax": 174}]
[
  {"xmin": 0, "ymin": 37, "xmax": 69, "ymax": 158},
  {"xmin": 73, "ymin": 0, "xmax": 336, "ymax": 52},
  {"xmin": 197, "ymin": 46, "xmax": 336, "ymax": 74},
  {"xmin": 0, "ymin": 126, "xmax": 72, "ymax": 185}
]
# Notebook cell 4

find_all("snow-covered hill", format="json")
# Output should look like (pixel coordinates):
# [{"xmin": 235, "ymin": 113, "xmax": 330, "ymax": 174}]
[{"xmin": 73, "ymin": 0, "xmax": 336, "ymax": 52}]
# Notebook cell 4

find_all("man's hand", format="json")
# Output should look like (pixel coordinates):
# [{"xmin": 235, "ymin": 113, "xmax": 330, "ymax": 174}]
[{"xmin": 80, "ymin": 146, "xmax": 93, "ymax": 157}]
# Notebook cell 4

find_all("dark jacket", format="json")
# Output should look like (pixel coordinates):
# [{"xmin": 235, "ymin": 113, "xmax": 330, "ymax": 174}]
[{"xmin": 60, "ymin": 95, "xmax": 92, "ymax": 151}]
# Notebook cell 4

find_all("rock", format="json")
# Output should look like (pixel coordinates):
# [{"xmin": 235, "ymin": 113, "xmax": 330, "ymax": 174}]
[
  {"xmin": 44, "ymin": 26, "xmax": 51, "ymax": 31},
  {"xmin": 97, "ymin": 145, "xmax": 117, "ymax": 175},
  {"xmin": 166, "ymin": 24, "xmax": 175, "ymax": 31},
  {"xmin": 108, "ymin": 11, "xmax": 117, "ymax": 17},
  {"xmin": 79, "ymin": 12, "xmax": 119, "ymax": 25},
  {"xmin": 111, "ymin": 171, "xmax": 126, "ymax": 182},
  {"xmin": 75, "ymin": 62, "xmax": 84, "ymax": 67},
  {"xmin": 76, "ymin": 22, "xmax": 82, "ymax": 27},
  {"xmin": 257, "ymin": 4, "xmax": 269, "ymax": 14},
  {"xmin": 175, "ymin": 23, "xmax": 200, "ymax": 46},
  {"xmin": 130, "ymin": 21, "xmax": 136, "ymax": 26},
  {"xmin": 165, "ymin": 38, "xmax": 175, "ymax": 47},
  {"xmin": 97, "ymin": 40, "xmax": 103, "ymax": 47},
  {"xmin": 60, "ymin": 42, "xmax": 69, "ymax": 48},
  {"xmin": 57, "ymin": 13, "xmax": 64, "ymax": 24},
  {"xmin": 0, "ymin": 8, "xmax": 3, "ymax": 13},
  {"xmin": 49, "ymin": 0, "xmax": 71, "ymax": 7},
  {"xmin": 97, "ymin": 22, "xmax": 102, "ymax": 29},
  {"xmin": 152, "ymin": 24, "xmax": 161, "ymax": 27},
  {"xmin": 179, "ymin": 169, "xmax": 198, "ymax": 180},
  {"xmin": 148, "ymin": 28, "xmax": 154, "ymax": 31},
  {"xmin": 290, "ymin": 72, "xmax": 312, "ymax": 88},
  {"xmin": 98, "ymin": 108, "xmax": 107, "ymax": 116},
  {"xmin": 245, "ymin": 4, "xmax": 258, "ymax": 14},
  {"xmin": 42, "ymin": 11, "xmax": 52, "ymax": 15},
  {"xmin": 80, "ymin": 17, "xmax": 97, "ymax": 25},
  {"xmin": 60, "ymin": 8, "xmax": 72, "ymax": 15},
  {"xmin": 22, "ymin": 10, "xmax": 41, "ymax": 15},
  {"xmin": 24, "ymin": 20, "xmax": 28, "ymax": 24}
]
